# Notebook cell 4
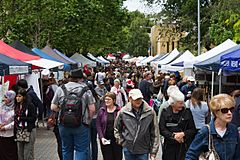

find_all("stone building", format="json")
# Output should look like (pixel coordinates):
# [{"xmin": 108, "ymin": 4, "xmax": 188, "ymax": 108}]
[{"xmin": 151, "ymin": 23, "xmax": 182, "ymax": 56}]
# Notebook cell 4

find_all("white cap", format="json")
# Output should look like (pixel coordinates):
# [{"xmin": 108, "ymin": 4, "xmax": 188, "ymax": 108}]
[
  {"xmin": 129, "ymin": 89, "xmax": 143, "ymax": 100},
  {"xmin": 187, "ymin": 76, "xmax": 195, "ymax": 82},
  {"xmin": 168, "ymin": 90, "xmax": 185, "ymax": 104},
  {"xmin": 41, "ymin": 69, "xmax": 50, "ymax": 76},
  {"xmin": 167, "ymin": 85, "xmax": 180, "ymax": 96}
]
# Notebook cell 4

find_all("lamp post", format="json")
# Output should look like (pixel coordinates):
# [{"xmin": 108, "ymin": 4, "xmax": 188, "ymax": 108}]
[
  {"xmin": 197, "ymin": 0, "xmax": 201, "ymax": 56},
  {"xmin": 140, "ymin": 25, "xmax": 153, "ymax": 56}
]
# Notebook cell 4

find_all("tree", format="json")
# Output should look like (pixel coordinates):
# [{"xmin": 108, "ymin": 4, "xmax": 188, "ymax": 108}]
[
  {"xmin": 209, "ymin": 0, "xmax": 240, "ymax": 44},
  {"xmin": 0, "ymin": 0, "xmax": 129, "ymax": 56},
  {"xmin": 146, "ymin": 0, "xmax": 240, "ymax": 53},
  {"xmin": 125, "ymin": 11, "xmax": 152, "ymax": 56}
]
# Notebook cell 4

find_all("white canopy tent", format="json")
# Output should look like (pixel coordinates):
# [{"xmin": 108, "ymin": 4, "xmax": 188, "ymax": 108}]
[
  {"xmin": 97, "ymin": 56, "xmax": 110, "ymax": 64},
  {"xmin": 71, "ymin": 53, "xmax": 97, "ymax": 67},
  {"xmin": 190, "ymin": 39, "xmax": 237, "ymax": 68},
  {"xmin": 87, "ymin": 53, "xmax": 105, "ymax": 64},
  {"xmin": 152, "ymin": 48, "xmax": 180, "ymax": 66},
  {"xmin": 161, "ymin": 50, "xmax": 195, "ymax": 72},
  {"xmin": 26, "ymin": 58, "xmax": 64, "ymax": 69},
  {"xmin": 138, "ymin": 56, "xmax": 154, "ymax": 66},
  {"xmin": 106, "ymin": 54, "xmax": 116, "ymax": 60},
  {"xmin": 126, "ymin": 56, "xmax": 146, "ymax": 63},
  {"xmin": 122, "ymin": 54, "xmax": 130, "ymax": 59}
]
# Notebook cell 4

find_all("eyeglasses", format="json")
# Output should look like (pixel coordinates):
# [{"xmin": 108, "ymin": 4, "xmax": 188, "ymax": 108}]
[
  {"xmin": 218, "ymin": 107, "xmax": 235, "ymax": 114},
  {"xmin": 105, "ymin": 98, "xmax": 113, "ymax": 101}
]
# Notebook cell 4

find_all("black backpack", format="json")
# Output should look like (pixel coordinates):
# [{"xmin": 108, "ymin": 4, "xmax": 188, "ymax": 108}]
[{"xmin": 59, "ymin": 85, "xmax": 89, "ymax": 128}]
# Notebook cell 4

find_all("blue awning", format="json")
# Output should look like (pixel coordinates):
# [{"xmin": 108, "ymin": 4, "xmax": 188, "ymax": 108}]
[
  {"xmin": 194, "ymin": 45, "xmax": 240, "ymax": 72},
  {"xmin": 0, "ymin": 54, "xmax": 31, "ymax": 75},
  {"xmin": 220, "ymin": 44, "xmax": 240, "ymax": 72},
  {"xmin": 32, "ymin": 48, "xmax": 71, "ymax": 70}
]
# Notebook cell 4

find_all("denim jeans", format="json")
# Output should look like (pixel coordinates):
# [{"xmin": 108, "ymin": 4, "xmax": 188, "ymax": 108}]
[
  {"xmin": 90, "ymin": 118, "xmax": 98, "ymax": 160},
  {"xmin": 17, "ymin": 128, "xmax": 36, "ymax": 160},
  {"xmin": 59, "ymin": 124, "xmax": 90, "ymax": 160},
  {"xmin": 123, "ymin": 147, "xmax": 148, "ymax": 160}
]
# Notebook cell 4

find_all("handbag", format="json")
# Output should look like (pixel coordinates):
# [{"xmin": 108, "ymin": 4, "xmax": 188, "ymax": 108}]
[
  {"xmin": 199, "ymin": 125, "xmax": 220, "ymax": 160},
  {"xmin": 47, "ymin": 112, "xmax": 56, "ymax": 128},
  {"xmin": 15, "ymin": 129, "xmax": 31, "ymax": 143}
]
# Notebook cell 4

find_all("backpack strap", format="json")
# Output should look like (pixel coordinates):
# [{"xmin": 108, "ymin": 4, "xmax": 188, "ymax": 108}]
[
  {"xmin": 79, "ymin": 86, "xmax": 89, "ymax": 98},
  {"xmin": 58, "ymin": 85, "xmax": 90, "ymax": 124},
  {"xmin": 61, "ymin": 84, "xmax": 68, "ymax": 96},
  {"xmin": 79, "ymin": 86, "xmax": 90, "ymax": 123},
  {"xmin": 61, "ymin": 85, "xmax": 88, "ymax": 97}
]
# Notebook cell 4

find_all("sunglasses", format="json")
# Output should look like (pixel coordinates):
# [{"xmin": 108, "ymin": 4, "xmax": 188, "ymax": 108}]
[{"xmin": 218, "ymin": 107, "xmax": 235, "ymax": 114}]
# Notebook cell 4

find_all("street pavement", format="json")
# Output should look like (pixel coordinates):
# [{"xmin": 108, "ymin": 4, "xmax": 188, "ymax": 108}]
[{"xmin": 35, "ymin": 124, "xmax": 162, "ymax": 160}]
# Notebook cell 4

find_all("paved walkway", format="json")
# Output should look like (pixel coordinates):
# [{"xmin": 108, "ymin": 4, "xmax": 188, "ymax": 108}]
[{"xmin": 34, "ymin": 124, "xmax": 162, "ymax": 160}]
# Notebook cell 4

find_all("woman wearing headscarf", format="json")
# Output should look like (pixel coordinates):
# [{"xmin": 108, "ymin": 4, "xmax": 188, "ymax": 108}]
[
  {"xmin": 15, "ymin": 89, "xmax": 37, "ymax": 160},
  {"xmin": 0, "ymin": 90, "xmax": 18, "ymax": 160}
]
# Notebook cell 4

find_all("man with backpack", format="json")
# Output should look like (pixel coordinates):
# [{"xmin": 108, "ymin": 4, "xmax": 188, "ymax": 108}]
[{"xmin": 51, "ymin": 69, "xmax": 96, "ymax": 160}]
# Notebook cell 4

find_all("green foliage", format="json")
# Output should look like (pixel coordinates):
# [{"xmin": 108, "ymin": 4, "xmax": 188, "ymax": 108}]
[
  {"xmin": 146, "ymin": 0, "xmax": 239, "ymax": 53},
  {"xmin": 125, "ymin": 11, "xmax": 152, "ymax": 56},
  {"xmin": 209, "ymin": 0, "xmax": 240, "ymax": 45},
  {"xmin": 0, "ymin": 0, "xmax": 131, "ymax": 56}
]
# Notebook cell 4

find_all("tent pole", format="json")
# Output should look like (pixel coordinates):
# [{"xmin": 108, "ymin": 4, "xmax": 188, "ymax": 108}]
[
  {"xmin": 211, "ymin": 71, "xmax": 214, "ymax": 98},
  {"xmin": 219, "ymin": 72, "xmax": 222, "ymax": 94}
]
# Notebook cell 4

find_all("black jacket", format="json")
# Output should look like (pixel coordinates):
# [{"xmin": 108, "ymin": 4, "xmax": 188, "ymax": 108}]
[
  {"xmin": 159, "ymin": 106, "xmax": 197, "ymax": 160},
  {"xmin": 139, "ymin": 80, "xmax": 152, "ymax": 103},
  {"xmin": 15, "ymin": 102, "xmax": 37, "ymax": 132},
  {"xmin": 27, "ymin": 86, "xmax": 43, "ymax": 118}
]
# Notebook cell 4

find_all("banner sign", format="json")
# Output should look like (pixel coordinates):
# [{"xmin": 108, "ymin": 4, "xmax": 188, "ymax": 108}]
[{"xmin": 9, "ymin": 66, "xmax": 29, "ymax": 75}]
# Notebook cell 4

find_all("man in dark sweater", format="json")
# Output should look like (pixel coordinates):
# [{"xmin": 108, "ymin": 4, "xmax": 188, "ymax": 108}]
[{"xmin": 139, "ymin": 71, "xmax": 152, "ymax": 104}]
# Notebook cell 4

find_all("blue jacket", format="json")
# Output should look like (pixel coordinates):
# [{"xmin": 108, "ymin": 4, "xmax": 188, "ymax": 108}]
[{"xmin": 185, "ymin": 120, "xmax": 240, "ymax": 160}]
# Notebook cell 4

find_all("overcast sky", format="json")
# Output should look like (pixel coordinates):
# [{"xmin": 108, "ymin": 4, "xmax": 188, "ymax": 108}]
[{"xmin": 123, "ymin": 0, "xmax": 162, "ymax": 14}]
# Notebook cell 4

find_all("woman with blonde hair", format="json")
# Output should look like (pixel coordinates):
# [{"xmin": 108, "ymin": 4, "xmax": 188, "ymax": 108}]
[
  {"xmin": 186, "ymin": 94, "xmax": 240, "ymax": 159},
  {"xmin": 185, "ymin": 88, "xmax": 209, "ymax": 130}
]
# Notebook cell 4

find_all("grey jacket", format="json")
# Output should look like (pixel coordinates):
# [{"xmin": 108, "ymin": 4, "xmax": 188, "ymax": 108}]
[{"xmin": 114, "ymin": 101, "xmax": 160, "ymax": 155}]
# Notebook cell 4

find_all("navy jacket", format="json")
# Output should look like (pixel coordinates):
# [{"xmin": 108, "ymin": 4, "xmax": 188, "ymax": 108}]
[
  {"xmin": 186, "ymin": 120, "xmax": 240, "ymax": 160},
  {"xmin": 231, "ymin": 97, "xmax": 240, "ymax": 127},
  {"xmin": 27, "ymin": 86, "xmax": 44, "ymax": 118}
]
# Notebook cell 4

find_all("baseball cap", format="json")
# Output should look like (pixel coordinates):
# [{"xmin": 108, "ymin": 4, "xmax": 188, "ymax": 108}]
[
  {"xmin": 129, "ymin": 89, "xmax": 143, "ymax": 100},
  {"xmin": 99, "ymin": 80, "xmax": 104, "ymax": 85},
  {"xmin": 71, "ymin": 69, "xmax": 83, "ymax": 78},
  {"xmin": 187, "ymin": 76, "xmax": 195, "ymax": 82}
]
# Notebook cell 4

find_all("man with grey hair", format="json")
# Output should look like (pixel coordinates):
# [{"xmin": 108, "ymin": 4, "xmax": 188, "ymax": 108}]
[
  {"xmin": 159, "ymin": 90, "xmax": 196, "ymax": 160},
  {"xmin": 114, "ymin": 89, "xmax": 159, "ymax": 160}
]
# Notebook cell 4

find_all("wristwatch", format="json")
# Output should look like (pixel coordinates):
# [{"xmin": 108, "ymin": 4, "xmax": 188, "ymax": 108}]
[{"xmin": 172, "ymin": 133, "xmax": 176, "ymax": 138}]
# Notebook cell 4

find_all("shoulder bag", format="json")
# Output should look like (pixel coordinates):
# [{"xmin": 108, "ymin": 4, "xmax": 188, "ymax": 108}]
[
  {"xmin": 15, "ymin": 129, "xmax": 31, "ymax": 143},
  {"xmin": 199, "ymin": 125, "xmax": 220, "ymax": 160}
]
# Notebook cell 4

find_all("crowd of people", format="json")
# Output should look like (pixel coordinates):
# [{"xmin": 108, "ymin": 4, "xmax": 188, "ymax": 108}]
[{"xmin": 0, "ymin": 60, "xmax": 240, "ymax": 160}]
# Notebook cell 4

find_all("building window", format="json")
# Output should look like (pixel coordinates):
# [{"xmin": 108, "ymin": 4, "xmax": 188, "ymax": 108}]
[{"xmin": 167, "ymin": 42, "xmax": 169, "ymax": 53}]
